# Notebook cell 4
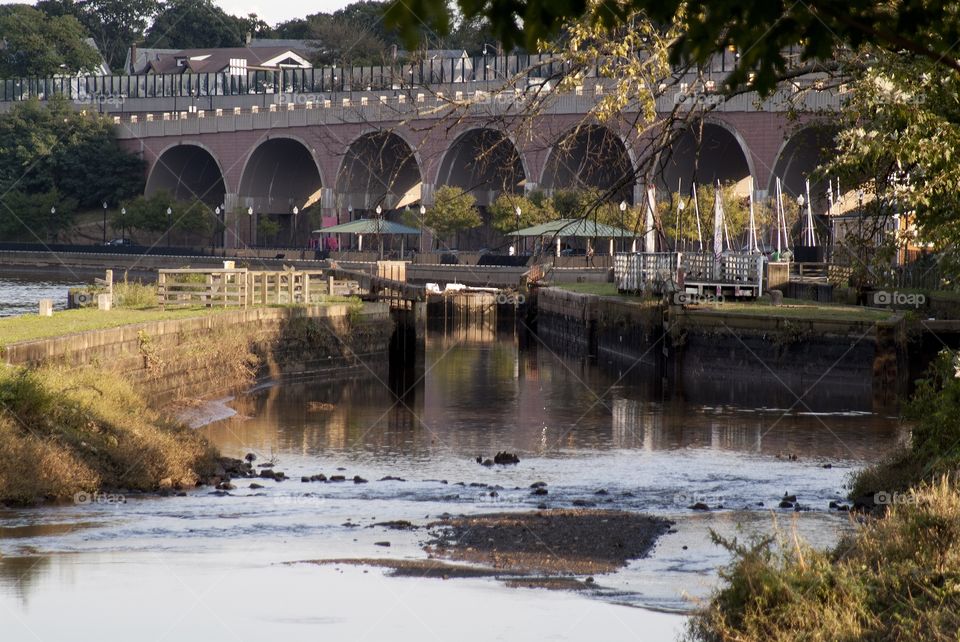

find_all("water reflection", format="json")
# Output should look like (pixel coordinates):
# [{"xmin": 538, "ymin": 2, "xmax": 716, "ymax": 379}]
[{"xmin": 205, "ymin": 324, "xmax": 906, "ymax": 463}]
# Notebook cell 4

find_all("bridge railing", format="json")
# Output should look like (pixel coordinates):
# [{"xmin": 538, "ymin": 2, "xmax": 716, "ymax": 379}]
[
  {"xmin": 0, "ymin": 54, "xmax": 576, "ymax": 103},
  {"xmin": 0, "ymin": 47, "xmax": 821, "ymax": 103}
]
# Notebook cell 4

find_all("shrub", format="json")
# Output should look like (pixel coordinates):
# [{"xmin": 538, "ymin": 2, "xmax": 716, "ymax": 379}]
[
  {"xmin": 687, "ymin": 478, "xmax": 960, "ymax": 641},
  {"xmin": 0, "ymin": 365, "xmax": 219, "ymax": 505}
]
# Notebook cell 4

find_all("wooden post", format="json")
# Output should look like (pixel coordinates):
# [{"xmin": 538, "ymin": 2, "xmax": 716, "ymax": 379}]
[
  {"xmin": 38, "ymin": 299, "xmax": 53, "ymax": 317},
  {"xmin": 303, "ymin": 273, "xmax": 310, "ymax": 304},
  {"xmin": 158, "ymin": 272, "xmax": 166, "ymax": 310}
]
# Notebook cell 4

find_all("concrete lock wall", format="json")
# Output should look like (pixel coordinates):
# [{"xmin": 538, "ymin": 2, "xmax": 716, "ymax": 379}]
[
  {"xmin": 535, "ymin": 287, "xmax": 907, "ymax": 409},
  {"xmin": 3, "ymin": 304, "xmax": 393, "ymax": 406}
]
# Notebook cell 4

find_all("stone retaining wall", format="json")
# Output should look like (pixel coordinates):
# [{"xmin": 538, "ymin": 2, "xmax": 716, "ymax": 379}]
[
  {"xmin": 535, "ymin": 287, "xmax": 907, "ymax": 409},
  {"xmin": 3, "ymin": 304, "xmax": 393, "ymax": 406}
]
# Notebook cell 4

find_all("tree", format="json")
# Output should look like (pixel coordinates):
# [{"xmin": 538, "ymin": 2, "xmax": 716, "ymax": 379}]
[
  {"xmin": 488, "ymin": 191, "xmax": 555, "ymax": 235},
  {"xmin": 823, "ymin": 50, "xmax": 960, "ymax": 282},
  {"xmin": 0, "ymin": 5, "xmax": 101, "ymax": 77},
  {"xmin": 0, "ymin": 188, "xmax": 77, "ymax": 243},
  {"xmin": 309, "ymin": 17, "xmax": 388, "ymax": 66},
  {"xmin": 116, "ymin": 192, "xmax": 212, "ymax": 243},
  {"xmin": 422, "ymin": 186, "xmax": 480, "ymax": 247},
  {"xmin": 388, "ymin": 0, "xmax": 960, "ymax": 94},
  {"xmin": 39, "ymin": 0, "xmax": 160, "ymax": 72},
  {"xmin": 145, "ymin": 0, "xmax": 244, "ymax": 49},
  {"xmin": 0, "ymin": 97, "xmax": 144, "ymax": 212}
]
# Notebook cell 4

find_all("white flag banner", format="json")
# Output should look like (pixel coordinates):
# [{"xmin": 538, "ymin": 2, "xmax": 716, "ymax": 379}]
[
  {"xmin": 713, "ymin": 184, "xmax": 724, "ymax": 258},
  {"xmin": 645, "ymin": 184, "xmax": 656, "ymax": 253}
]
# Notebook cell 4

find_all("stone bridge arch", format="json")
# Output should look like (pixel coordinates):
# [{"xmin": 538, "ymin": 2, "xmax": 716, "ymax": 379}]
[
  {"xmin": 336, "ymin": 130, "xmax": 423, "ymax": 217},
  {"xmin": 435, "ymin": 128, "xmax": 527, "ymax": 206},
  {"xmin": 540, "ymin": 125, "xmax": 635, "ymax": 203},
  {"xmin": 145, "ymin": 142, "xmax": 227, "ymax": 206}
]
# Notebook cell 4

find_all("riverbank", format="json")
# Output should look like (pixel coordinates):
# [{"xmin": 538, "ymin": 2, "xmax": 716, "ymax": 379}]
[
  {"xmin": 685, "ymin": 350, "xmax": 960, "ymax": 641},
  {"xmin": 0, "ymin": 301, "xmax": 395, "ymax": 504}
]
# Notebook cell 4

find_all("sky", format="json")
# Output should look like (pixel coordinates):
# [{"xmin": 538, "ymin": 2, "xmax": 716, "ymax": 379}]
[
  {"xmin": 216, "ymin": 0, "xmax": 354, "ymax": 25},
  {"xmin": 0, "ymin": 0, "xmax": 357, "ymax": 26}
]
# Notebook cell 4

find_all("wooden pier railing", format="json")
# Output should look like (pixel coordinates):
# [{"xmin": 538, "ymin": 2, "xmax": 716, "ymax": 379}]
[{"xmin": 157, "ymin": 268, "xmax": 360, "ymax": 309}]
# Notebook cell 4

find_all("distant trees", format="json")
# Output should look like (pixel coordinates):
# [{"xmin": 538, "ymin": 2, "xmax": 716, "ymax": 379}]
[
  {"xmin": 421, "ymin": 186, "xmax": 480, "ymax": 247},
  {"xmin": 37, "ymin": 0, "xmax": 161, "ymax": 71},
  {"xmin": 0, "ymin": 5, "xmax": 101, "ymax": 77},
  {"xmin": 0, "ymin": 97, "xmax": 144, "ymax": 241},
  {"xmin": 145, "ymin": 0, "xmax": 245, "ymax": 49},
  {"xmin": 115, "ymin": 191, "xmax": 211, "ymax": 243}
]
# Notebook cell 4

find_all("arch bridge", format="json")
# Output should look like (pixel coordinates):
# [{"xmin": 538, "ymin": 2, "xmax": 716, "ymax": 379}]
[{"xmin": 117, "ymin": 79, "xmax": 841, "ymax": 248}]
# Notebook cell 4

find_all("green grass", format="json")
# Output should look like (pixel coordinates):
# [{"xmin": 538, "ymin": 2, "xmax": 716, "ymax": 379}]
[
  {"xmin": 553, "ymin": 283, "xmax": 895, "ymax": 320},
  {"xmin": 0, "ymin": 307, "xmax": 230, "ymax": 348},
  {"xmin": 552, "ymin": 282, "xmax": 632, "ymax": 297},
  {"xmin": 704, "ymin": 298, "xmax": 896, "ymax": 322}
]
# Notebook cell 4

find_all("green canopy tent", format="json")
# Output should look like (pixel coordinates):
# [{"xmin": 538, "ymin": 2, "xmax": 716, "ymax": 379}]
[
  {"xmin": 312, "ymin": 219, "xmax": 421, "ymax": 256},
  {"xmin": 506, "ymin": 218, "xmax": 637, "ymax": 257}
]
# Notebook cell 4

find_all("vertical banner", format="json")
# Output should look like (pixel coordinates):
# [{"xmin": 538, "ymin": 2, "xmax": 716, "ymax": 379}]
[{"xmin": 645, "ymin": 184, "xmax": 656, "ymax": 253}]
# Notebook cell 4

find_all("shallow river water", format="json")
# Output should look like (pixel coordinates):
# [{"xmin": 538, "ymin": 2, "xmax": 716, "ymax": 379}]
[{"xmin": 0, "ymin": 282, "xmax": 907, "ymax": 641}]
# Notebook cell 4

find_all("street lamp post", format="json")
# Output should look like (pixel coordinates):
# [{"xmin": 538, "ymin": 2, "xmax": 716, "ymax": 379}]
[
  {"xmin": 120, "ymin": 207, "xmax": 126, "ymax": 241},
  {"xmin": 375, "ymin": 204, "xmax": 383, "ymax": 259},
  {"xmin": 291, "ymin": 206, "xmax": 299, "ymax": 246},
  {"xmin": 619, "ymin": 200, "xmax": 627, "ymax": 253},
  {"xmin": 514, "ymin": 205, "xmax": 521, "ymax": 255},
  {"xmin": 419, "ymin": 204, "xmax": 426, "ymax": 253},
  {"xmin": 102, "ymin": 201, "xmax": 108, "ymax": 244},
  {"xmin": 248, "ymin": 206, "xmax": 254, "ymax": 246},
  {"xmin": 166, "ymin": 207, "xmax": 172, "ymax": 248},
  {"xmin": 797, "ymin": 193, "xmax": 807, "ymax": 247}
]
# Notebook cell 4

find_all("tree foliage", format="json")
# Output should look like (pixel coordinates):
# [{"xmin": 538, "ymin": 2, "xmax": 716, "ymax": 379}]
[
  {"xmin": 423, "ymin": 185, "xmax": 480, "ymax": 244},
  {"xmin": 116, "ymin": 191, "xmax": 211, "ymax": 242},
  {"xmin": 388, "ymin": 0, "xmax": 960, "ymax": 94},
  {"xmin": 38, "ymin": 0, "xmax": 160, "ymax": 71},
  {"xmin": 0, "ymin": 4, "xmax": 101, "ymax": 77},
  {"xmin": 0, "ymin": 188, "xmax": 77, "ymax": 242},
  {"xmin": 0, "ymin": 97, "xmax": 144, "ymax": 212},
  {"xmin": 145, "ymin": 0, "xmax": 245, "ymax": 49}
]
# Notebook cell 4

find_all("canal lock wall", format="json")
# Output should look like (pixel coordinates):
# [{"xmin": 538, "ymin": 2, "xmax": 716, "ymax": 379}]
[
  {"xmin": 2, "ymin": 304, "xmax": 395, "ymax": 407},
  {"xmin": 534, "ymin": 287, "xmax": 909, "ymax": 409}
]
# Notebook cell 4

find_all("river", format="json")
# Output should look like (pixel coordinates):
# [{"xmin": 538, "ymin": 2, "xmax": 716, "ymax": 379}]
[
  {"xmin": 0, "ymin": 278, "xmax": 907, "ymax": 641},
  {"xmin": 0, "ymin": 272, "xmax": 85, "ymax": 317}
]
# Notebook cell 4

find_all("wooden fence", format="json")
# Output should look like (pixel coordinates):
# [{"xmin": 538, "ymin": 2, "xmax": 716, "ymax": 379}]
[{"xmin": 158, "ymin": 268, "xmax": 361, "ymax": 309}]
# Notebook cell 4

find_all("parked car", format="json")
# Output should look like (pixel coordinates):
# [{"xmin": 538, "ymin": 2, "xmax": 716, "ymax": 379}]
[{"xmin": 103, "ymin": 238, "xmax": 132, "ymax": 247}]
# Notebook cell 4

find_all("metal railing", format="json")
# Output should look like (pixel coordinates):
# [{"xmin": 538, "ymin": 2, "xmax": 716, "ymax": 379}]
[{"xmin": 0, "ymin": 46, "xmax": 817, "ymax": 103}]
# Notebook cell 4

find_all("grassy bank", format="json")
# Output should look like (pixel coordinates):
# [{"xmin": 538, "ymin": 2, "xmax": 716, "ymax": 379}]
[
  {"xmin": 689, "ymin": 350, "xmax": 960, "ymax": 641},
  {"xmin": 552, "ymin": 283, "xmax": 895, "ymax": 321},
  {"xmin": 0, "ymin": 306, "xmax": 229, "ymax": 348},
  {"xmin": 0, "ymin": 365, "xmax": 219, "ymax": 505},
  {"xmin": 687, "ymin": 478, "xmax": 960, "ymax": 641}
]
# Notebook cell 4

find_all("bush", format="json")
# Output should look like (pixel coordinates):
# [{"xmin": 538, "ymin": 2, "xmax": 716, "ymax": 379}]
[
  {"xmin": 850, "ymin": 349, "xmax": 960, "ymax": 498},
  {"xmin": 687, "ymin": 478, "xmax": 960, "ymax": 641},
  {"xmin": 0, "ymin": 365, "xmax": 219, "ymax": 505},
  {"xmin": 112, "ymin": 281, "xmax": 157, "ymax": 309}
]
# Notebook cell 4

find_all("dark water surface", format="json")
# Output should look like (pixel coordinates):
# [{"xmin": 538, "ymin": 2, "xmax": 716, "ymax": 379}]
[
  {"xmin": 0, "ymin": 320, "xmax": 906, "ymax": 641},
  {"xmin": 0, "ymin": 272, "xmax": 85, "ymax": 317}
]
